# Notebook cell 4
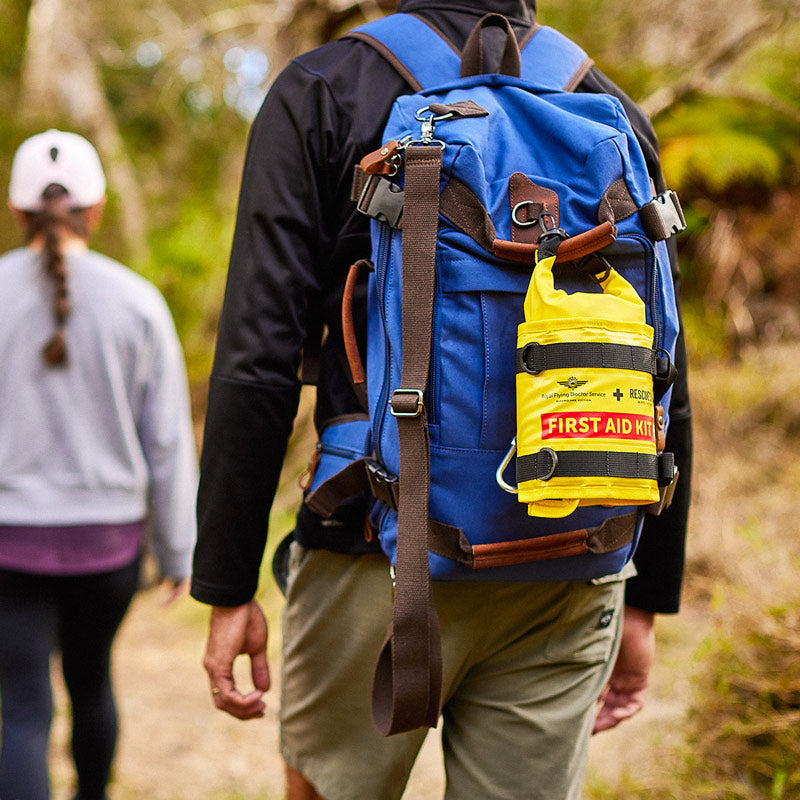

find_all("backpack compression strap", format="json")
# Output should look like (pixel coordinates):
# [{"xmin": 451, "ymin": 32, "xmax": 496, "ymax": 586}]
[
  {"xmin": 372, "ymin": 144, "xmax": 444, "ymax": 737},
  {"xmin": 345, "ymin": 12, "xmax": 593, "ymax": 92}
]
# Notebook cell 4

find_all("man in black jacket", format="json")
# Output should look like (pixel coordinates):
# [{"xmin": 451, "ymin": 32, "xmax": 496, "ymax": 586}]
[{"xmin": 191, "ymin": 1, "xmax": 692, "ymax": 797}]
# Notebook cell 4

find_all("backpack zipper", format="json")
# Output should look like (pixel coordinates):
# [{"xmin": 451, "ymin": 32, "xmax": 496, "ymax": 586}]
[{"xmin": 372, "ymin": 223, "xmax": 394, "ymax": 465}]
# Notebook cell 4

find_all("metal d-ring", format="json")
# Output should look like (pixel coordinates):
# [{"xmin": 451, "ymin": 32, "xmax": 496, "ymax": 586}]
[{"xmin": 511, "ymin": 200, "xmax": 538, "ymax": 228}]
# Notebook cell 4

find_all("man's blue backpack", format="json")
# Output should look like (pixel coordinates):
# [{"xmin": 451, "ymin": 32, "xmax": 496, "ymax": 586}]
[{"xmin": 305, "ymin": 12, "xmax": 685, "ymax": 734}]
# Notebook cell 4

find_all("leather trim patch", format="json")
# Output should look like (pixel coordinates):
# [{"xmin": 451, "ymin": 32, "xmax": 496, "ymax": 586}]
[
  {"xmin": 598, "ymin": 178, "xmax": 638, "ymax": 225},
  {"xmin": 509, "ymin": 172, "xmax": 559, "ymax": 245},
  {"xmin": 440, "ymin": 177, "xmax": 496, "ymax": 253}
]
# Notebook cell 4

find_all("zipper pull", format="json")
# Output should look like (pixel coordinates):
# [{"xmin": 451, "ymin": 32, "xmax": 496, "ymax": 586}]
[{"xmin": 360, "ymin": 140, "xmax": 402, "ymax": 176}]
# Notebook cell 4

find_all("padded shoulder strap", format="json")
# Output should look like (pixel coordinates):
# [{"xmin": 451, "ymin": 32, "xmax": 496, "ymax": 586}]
[
  {"xmin": 520, "ymin": 25, "xmax": 594, "ymax": 91},
  {"xmin": 346, "ymin": 13, "xmax": 461, "ymax": 91},
  {"xmin": 345, "ymin": 13, "xmax": 592, "ymax": 92}
]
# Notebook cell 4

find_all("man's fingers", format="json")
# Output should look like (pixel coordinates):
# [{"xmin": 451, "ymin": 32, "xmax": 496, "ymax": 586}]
[
  {"xmin": 212, "ymin": 686, "xmax": 267, "ymax": 720},
  {"xmin": 592, "ymin": 687, "xmax": 647, "ymax": 734},
  {"xmin": 250, "ymin": 650, "xmax": 271, "ymax": 692}
]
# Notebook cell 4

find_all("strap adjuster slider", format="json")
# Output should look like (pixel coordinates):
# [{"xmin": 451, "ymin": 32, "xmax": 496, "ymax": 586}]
[{"xmin": 390, "ymin": 388, "xmax": 424, "ymax": 418}]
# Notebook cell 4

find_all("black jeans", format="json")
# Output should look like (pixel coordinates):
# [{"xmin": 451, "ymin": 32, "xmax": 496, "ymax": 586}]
[{"xmin": 0, "ymin": 556, "xmax": 141, "ymax": 800}]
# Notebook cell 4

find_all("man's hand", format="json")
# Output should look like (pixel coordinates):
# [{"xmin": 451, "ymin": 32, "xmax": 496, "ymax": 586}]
[
  {"xmin": 203, "ymin": 599, "xmax": 271, "ymax": 720},
  {"xmin": 593, "ymin": 605, "xmax": 655, "ymax": 734},
  {"xmin": 160, "ymin": 577, "xmax": 190, "ymax": 606}
]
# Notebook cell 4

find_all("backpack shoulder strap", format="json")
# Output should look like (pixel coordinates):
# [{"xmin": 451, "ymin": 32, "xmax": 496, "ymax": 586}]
[
  {"xmin": 345, "ymin": 13, "xmax": 461, "ymax": 91},
  {"xmin": 345, "ymin": 13, "xmax": 593, "ymax": 93},
  {"xmin": 519, "ymin": 25, "xmax": 594, "ymax": 91}
]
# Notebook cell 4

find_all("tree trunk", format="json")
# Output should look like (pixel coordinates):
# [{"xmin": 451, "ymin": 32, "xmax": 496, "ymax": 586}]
[{"xmin": 19, "ymin": 0, "xmax": 148, "ymax": 263}]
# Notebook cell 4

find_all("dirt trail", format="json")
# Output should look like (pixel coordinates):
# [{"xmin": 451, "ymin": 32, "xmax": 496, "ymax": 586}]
[
  {"xmin": 48, "ymin": 582, "xmax": 447, "ymax": 800},
  {"xmin": 46, "ymin": 569, "xmax": 701, "ymax": 800},
  {"xmin": 46, "ymin": 344, "xmax": 754, "ymax": 800}
]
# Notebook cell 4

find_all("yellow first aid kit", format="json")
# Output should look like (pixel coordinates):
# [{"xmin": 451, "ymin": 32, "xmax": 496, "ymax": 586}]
[{"xmin": 512, "ymin": 254, "xmax": 664, "ymax": 518}]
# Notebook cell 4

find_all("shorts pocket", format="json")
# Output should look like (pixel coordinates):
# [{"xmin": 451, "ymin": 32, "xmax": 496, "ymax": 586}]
[{"xmin": 545, "ymin": 576, "xmax": 625, "ymax": 664}]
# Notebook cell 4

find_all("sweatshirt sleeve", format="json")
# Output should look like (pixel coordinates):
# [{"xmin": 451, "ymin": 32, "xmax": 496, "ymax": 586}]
[{"xmin": 137, "ymin": 292, "xmax": 199, "ymax": 580}]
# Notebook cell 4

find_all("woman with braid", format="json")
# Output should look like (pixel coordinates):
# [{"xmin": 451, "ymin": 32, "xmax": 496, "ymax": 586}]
[{"xmin": 0, "ymin": 130, "xmax": 197, "ymax": 800}]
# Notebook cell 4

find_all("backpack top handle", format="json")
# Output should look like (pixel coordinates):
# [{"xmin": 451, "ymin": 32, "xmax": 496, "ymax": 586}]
[{"xmin": 460, "ymin": 13, "xmax": 522, "ymax": 79}]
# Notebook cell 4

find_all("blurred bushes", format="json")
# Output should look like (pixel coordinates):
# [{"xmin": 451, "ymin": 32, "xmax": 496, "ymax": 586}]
[{"xmin": 685, "ymin": 602, "xmax": 800, "ymax": 799}]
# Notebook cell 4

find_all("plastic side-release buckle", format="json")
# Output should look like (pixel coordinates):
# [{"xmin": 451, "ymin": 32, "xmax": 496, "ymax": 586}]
[
  {"xmin": 641, "ymin": 190, "xmax": 686, "ymax": 240},
  {"xmin": 645, "ymin": 459, "xmax": 679, "ymax": 516},
  {"xmin": 357, "ymin": 174, "xmax": 404, "ymax": 229},
  {"xmin": 365, "ymin": 459, "xmax": 399, "ymax": 511}
]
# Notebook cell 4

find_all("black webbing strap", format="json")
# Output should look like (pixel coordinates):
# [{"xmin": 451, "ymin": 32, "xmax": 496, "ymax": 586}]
[
  {"xmin": 372, "ymin": 145, "xmax": 443, "ymax": 736},
  {"xmin": 517, "ymin": 449, "xmax": 675, "ymax": 485},
  {"xmin": 516, "ymin": 341, "xmax": 667, "ymax": 378}
]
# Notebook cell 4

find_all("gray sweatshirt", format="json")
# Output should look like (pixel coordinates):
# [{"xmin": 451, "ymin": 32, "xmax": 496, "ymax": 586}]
[{"xmin": 0, "ymin": 247, "xmax": 198, "ymax": 578}]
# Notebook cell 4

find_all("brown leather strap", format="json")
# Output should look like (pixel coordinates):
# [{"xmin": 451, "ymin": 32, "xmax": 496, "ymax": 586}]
[
  {"xmin": 304, "ymin": 458, "xmax": 370, "ymax": 519},
  {"xmin": 372, "ymin": 145, "xmax": 444, "ymax": 736},
  {"xmin": 461, "ymin": 13, "xmax": 522, "ymax": 78},
  {"xmin": 426, "ymin": 511, "xmax": 638, "ymax": 569},
  {"xmin": 493, "ymin": 220, "xmax": 617, "ymax": 265},
  {"xmin": 342, "ymin": 260, "xmax": 370, "ymax": 388}
]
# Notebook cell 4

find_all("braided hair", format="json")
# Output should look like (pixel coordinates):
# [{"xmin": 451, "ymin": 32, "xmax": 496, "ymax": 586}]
[{"xmin": 22, "ymin": 184, "xmax": 90, "ymax": 367}]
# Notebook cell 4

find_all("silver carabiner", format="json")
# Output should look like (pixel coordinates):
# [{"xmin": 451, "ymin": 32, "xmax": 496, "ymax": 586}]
[
  {"xmin": 414, "ymin": 106, "xmax": 454, "ymax": 145},
  {"xmin": 495, "ymin": 438, "xmax": 518, "ymax": 494}
]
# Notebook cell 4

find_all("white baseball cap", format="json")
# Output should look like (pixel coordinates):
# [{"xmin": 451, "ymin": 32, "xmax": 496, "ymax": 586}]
[{"xmin": 8, "ymin": 129, "xmax": 106, "ymax": 211}]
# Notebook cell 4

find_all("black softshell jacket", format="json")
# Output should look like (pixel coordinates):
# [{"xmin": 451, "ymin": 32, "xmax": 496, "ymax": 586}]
[{"xmin": 191, "ymin": 0, "xmax": 693, "ymax": 613}]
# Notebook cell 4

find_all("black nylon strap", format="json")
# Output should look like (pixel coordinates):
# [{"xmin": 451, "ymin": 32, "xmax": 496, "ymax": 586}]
[
  {"xmin": 516, "ymin": 341, "xmax": 665, "ymax": 377},
  {"xmin": 516, "ymin": 449, "xmax": 660, "ymax": 482}
]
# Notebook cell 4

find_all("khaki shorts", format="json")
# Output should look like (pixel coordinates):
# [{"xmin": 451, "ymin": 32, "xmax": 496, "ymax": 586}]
[{"xmin": 280, "ymin": 544, "xmax": 627, "ymax": 800}]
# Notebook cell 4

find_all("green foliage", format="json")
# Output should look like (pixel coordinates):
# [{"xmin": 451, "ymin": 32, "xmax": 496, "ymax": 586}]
[
  {"xmin": 656, "ymin": 95, "xmax": 798, "ymax": 199},
  {"xmin": 683, "ymin": 604, "xmax": 800, "ymax": 799},
  {"xmin": 142, "ymin": 198, "xmax": 235, "ymax": 384}
]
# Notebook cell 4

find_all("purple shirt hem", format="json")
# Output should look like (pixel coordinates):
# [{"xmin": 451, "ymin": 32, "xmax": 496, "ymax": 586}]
[{"xmin": 0, "ymin": 522, "xmax": 145, "ymax": 575}]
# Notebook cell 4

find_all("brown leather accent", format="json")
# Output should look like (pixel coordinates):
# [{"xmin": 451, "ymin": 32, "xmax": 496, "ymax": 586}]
[
  {"xmin": 305, "ymin": 458, "xmax": 370, "ymax": 519},
  {"xmin": 428, "ymin": 100, "xmax": 489, "ymax": 119},
  {"xmin": 426, "ymin": 510, "xmax": 638, "ymax": 569},
  {"xmin": 360, "ymin": 141, "xmax": 401, "ymax": 176},
  {"xmin": 439, "ymin": 177, "xmax": 496, "ymax": 253},
  {"xmin": 461, "ymin": 13, "xmax": 521, "ymax": 78},
  {"xmin": 471, "ymin": 529, "xmax": 589, "ymax": 568},
  {"xmin": 598, "ymin": 178, "xmax": 638, "ymax": 225},
  {"xmin": 351, "ymin": 165, "xmax": 367, "ymax": 204},
  {"xmin": 493, "ymin": 220, "xmax": 617, "ymax": 265},
  {"xmin": 297, "ymin": 446, "xmax": 322, "ymax": 492},
  {"xmin": 342, "ymin": 260, "xmax": 369, "ymax": 388},
  {"xmin": 509, "ymin": 173, "xmax": 559, "ymax": 245},
  {"xmin": 655, "ymin": 404, "xmax": 666, "ymax": 452},
  {"xmin": 585, "ymin": 512, "xmax": 637, "ymax": 554}
]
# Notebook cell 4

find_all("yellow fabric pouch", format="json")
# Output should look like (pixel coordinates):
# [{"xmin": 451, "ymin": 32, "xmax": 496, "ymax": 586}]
[{"xmin": 514, "ymin": 254, "xmax": 661, "ymax": 518}]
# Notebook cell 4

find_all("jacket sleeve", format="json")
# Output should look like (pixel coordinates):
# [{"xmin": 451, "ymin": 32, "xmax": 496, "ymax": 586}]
[
  {"xmin": 138, "ymin": 290, "xmax": 199, "ymax": 580},
  {"xmin": 190, "ymin": 62, "xmax": 351, "ymax": 606},
  {"xmin": 579, "ymin": 68, "xmax": 693, "ymax": 614}
]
